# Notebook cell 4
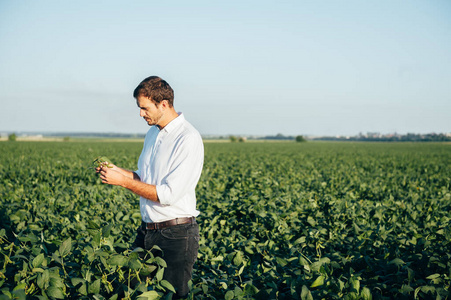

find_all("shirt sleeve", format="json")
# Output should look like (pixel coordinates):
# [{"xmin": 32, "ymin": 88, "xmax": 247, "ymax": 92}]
[
  {"xmin": 135, "ymin": 128, "xmax": 152, "ymax": 179},
  {"xmin": 155, "ymin": 133, "xmax": 204, "ymax": 206}
]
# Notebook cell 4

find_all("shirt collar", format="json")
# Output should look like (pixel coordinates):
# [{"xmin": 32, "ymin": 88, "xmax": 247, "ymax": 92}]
[{"xmin": 160, "ymin": 112, "xmax": 184, "ymax": 133}]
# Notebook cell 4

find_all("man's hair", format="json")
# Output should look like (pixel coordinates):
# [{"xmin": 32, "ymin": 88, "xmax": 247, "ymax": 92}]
[{"xmin": 133, "ymin": 76, "xmax": 174, "ymax": 107}]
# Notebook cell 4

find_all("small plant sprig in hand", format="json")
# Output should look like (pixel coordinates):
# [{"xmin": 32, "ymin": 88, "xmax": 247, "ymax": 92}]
[{"xmin": 93, "ymin": 156, "xmax": 113, "ymax": 168}]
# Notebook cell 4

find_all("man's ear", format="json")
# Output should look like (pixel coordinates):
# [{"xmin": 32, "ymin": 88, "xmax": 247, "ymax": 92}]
[{"xmin": 161, "ymin": 99, "xmax": 169, "ymax": 108}]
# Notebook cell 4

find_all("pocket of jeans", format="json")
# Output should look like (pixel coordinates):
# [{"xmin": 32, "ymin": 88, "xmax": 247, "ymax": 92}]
[
  {"xmin": 160, "ymin": 225, "xmax": 188, "ymax": 240},
  {"xmin": 186, "ymin": 234, "xmax": 200, "ymax": 264}
]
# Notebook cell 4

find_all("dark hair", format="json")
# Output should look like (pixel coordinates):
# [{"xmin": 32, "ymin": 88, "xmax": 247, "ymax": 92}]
[{"xmin": 133, "ymin": 76, "xmax": 174, "ymax": 107}]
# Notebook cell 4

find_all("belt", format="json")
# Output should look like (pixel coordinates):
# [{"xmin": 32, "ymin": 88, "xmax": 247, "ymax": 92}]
[{"xmin": 142, "ymin": 217, "xmax": 196, "ymax": 230}]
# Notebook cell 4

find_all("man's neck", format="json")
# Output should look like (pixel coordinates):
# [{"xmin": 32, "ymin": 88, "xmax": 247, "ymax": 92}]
[{"xmin": 157, "ymin": 109, "xmax": 179, "ymax": 129}]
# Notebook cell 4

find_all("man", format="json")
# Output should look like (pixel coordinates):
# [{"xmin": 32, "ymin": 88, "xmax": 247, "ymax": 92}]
[{"xmin": 97, "ymin": 76, "xmax": 204, "ymax": 298}]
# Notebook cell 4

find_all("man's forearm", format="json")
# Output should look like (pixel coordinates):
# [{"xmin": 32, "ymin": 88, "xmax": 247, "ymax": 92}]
[
  {"xmin": 121, "ymin": 176, "xmax": 159, "ymax": 203},
  {"xmin": 116, "ymin": 167, "xmax": 140, "ymax": 180}
]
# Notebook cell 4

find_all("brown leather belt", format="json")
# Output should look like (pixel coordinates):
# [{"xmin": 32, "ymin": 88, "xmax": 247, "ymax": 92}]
[{"xmin": 142, "ymin": 217, "xmax": 196, "ymax": 230}]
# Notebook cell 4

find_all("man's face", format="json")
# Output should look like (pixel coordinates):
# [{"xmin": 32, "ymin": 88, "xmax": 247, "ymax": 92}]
[{"xmin": 136, "ymin": 96, "xmax": 164, "ymax": 127}]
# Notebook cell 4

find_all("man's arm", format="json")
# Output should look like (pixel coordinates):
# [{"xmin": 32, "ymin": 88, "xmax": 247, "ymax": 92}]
[
  {"xmin": 96, "ymin": 163, "xmax": 140, "ymax": 180},
  {"xmin": 99, "ymin": 166, "xmax": 159, "ymax": 203},
  {"xmin": 113, "ymin": 166, "xmax": 141, "ymax": 181}
]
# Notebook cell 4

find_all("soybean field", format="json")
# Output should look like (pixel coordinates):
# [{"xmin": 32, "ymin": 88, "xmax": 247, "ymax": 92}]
[{"xmin": 0, "ymin": 141, "xmax": 450, "ymax": 299}]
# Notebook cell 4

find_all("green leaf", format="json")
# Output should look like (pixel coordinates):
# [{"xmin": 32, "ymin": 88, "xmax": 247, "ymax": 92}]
[
  {"xmin": 389, "ymin": 258, "xmax": 405, "ymax": 267},
  {"xmin": 140, "ymin": 264, "xmax": 157, "ymax": 276},
  {"xmin": 400, "ymin": 285, "xmax": 414, "ymax": 294},
  {"xmin": 88, "ymin": 278, "xmax": 101, "ymax": 294},
  {"xmin": 211, "ymin": 255, "xmax": 224, "ymax": 262},
  {"xmin": 92, "ymin": 231, "xmax": 101, "ymax": 248},
  {"xmin": 237, "ymin": 265, "xmax": 245, "ymax": 276},
  {"xmin": 361, "ymin": 287, "xmax": 371, "ymax": 300},
  {"xmin": 294, "ymin": 236, "xmax": 306, "ymax": 245},
  {"xmin": 225, "ymin": 290, "xmax": 234, "ymax": 300},
  {"xmin": 47, "ymin": 286, "xmax": 65, "ymax": 299},
  {"xmin": 154, "ymin": 256, "xmax": 167, "ymax": 268},
  {"xmin": 138, "ymin": 290, "xmax": 160, "ymax": 300},
  {"xmin": 12, "ymin": 289, "xmax": 26, "ymax": 300},
  {"xmin": 420, "ymin": 286, "xmax": 436, "ymax": 294},
  {"xmin": 219, "ymin": 282, "xmax": 228, "ymax": 289},
  {"xmin": 310, "ymin": 261, "xmax": 322, "ymax": 272},
  {"xmin": 128, "ymin": 258, "xmax": 143, "ymax": 270},
  {"xmin": 87, "ymin": 219, "xmax": 100, "ymax": 230},
  {"xmin": 243, "ymin": 282, "xmax": 259, "ymax": 295},
  {"xmin": 275, "ymin": 257, "xmax": 288, "ymax": 267},
  {"xmin": 32, "ymin": 253, "xmax": 45, "ymax": 268},
  {"xmin": 407, "ymin": 267, "xmax": 415, "ymax": 282},
  {"xmin": 350, "ymin": 277, "xmax": 360, "ymax": 293},
  {"xmin": 37, "ymin": 269, "xmax": 50, "ymax": 289},
  {"xmin": 32, "ymin": 267, "xmax": 45, "ymax": 273},
  {"xmin": 71, "ymin": 277, "xmax": 86, "ymax": 286},
  {"xmin": 156, "ymin": 267, "xmax": 164, "ymax": 281},
  {"xmin": 160, "ymin": 280, "xmax": 176, "ymax": 293},
  {"xmin": 71, "ymin": 278, "xmax": 87, "ymax": 296},
  {"xmin": 59, "ymin": 237, "xmax": 72, "ymax": 258},
  {"xmin": 102, "ymin": 223, "xmax": 113, "ymax": 238},
  {"xmin": 233, "ymin": 251, "xmax": 243, "ymax": 266},
  {"xmin": 52, "ymin": 251, "xmax": 62, "ymax": 264},
  {"xmin": 426, "ymin": 273, "xmax": 440, "ymax": 280},
  {"xmin": 107, "ymin": 255, "xmax": 128, "ymax": 267},
  {"xmin": 301, "ymin": 285, "xmax": 313, "ymax": 300},
  {"xmin": 310, "ymin": 275, "xmax": 325, "ymax": 288},
  {"xmin": 50, "ymin": 276, "xmax": 65, "ymax": 289}
]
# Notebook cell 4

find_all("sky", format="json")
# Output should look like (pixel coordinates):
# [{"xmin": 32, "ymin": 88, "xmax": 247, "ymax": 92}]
[{"xmin": 0, "ymin": 0, "xmax": 450, "ymax": 137}]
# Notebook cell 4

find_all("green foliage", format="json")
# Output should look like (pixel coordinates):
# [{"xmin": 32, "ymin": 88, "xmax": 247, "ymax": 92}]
[
  {"xmin": 93, "ymin": 156, "xmax": 114, "ymax": 168},
  {"xmin": 0, "ymin": 142, "xmax": 172, "ymax": 299},
  {"xmin": 229, "ymin": 136, "xmax": 237, "ymax": 143},
  {"xmin": 296, "ymin": 135, "xmax": 306, "ymax": 142},
  {"xmin": 7, "ymin": 133, "xmax": 16, "ymax": 142},
  {"xmin": 0, "ymin": 141, "xmax": 450, "ymax": 299}
]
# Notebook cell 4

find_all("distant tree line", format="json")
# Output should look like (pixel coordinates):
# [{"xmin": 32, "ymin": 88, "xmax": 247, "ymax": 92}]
[
  {"xmin": 230, "ymin": 133, "xmax": 307, "ymax": 142},
  {"xmin": 259, "ymin": 133, "xmax": 294, "ymax": 140},
  {"xmin": 47, "ymin": 132, "xmax": 146, "ymax": 139},
  {"xmin": 314, "ymin": 133, "xmax": 451, "ymax": 142}
]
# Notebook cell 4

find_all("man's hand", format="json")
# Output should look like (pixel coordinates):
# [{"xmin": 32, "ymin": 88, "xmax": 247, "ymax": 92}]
[
  {"xmin": 96, "ymin": 162, "xmax": 118, "ymax": 174},
  {"xmin": 95, "ymin": 162, "xmax": 158, "ymax": 202},
  {"xmin": 99, "ymin": 166, "xmax": 126, "ymax": 186}
]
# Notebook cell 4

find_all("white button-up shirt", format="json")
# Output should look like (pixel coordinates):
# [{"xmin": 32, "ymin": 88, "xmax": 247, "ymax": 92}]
[{"xmin": 136, "ymin": 113, "xmax": 204, "ymax": 223}]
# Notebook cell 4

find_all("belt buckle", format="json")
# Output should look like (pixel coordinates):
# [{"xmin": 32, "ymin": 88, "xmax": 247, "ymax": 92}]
[{"xmin": 144, "ymin": 222, "xmax": 156, "ymax": 230}]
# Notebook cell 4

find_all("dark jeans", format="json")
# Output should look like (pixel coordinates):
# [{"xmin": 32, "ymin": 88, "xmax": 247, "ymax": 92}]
[{"xmin": 132, "ymin": 221, "xmax": 200, "ymax": 298}]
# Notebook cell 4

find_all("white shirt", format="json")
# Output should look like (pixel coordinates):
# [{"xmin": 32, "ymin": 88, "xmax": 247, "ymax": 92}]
[{"xmin": 136, "ymin": 113, "xmax": 204, "ymax": 223}]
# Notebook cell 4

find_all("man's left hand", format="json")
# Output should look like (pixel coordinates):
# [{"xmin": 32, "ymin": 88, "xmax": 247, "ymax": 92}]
[{"xmin": 99, "ymin": 167, "xmax": 125, "ymax": 186}]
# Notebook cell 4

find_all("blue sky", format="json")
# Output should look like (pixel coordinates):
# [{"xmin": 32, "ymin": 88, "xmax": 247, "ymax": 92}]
[{"xmin": 0, "ymin": 0, "xmax": 450, "ymax": 136}]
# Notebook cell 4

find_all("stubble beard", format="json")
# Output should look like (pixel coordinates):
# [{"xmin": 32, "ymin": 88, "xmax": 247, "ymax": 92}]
[{"xmin": 145, "ymin": 112, "xmax": 163, "ymax": 127}]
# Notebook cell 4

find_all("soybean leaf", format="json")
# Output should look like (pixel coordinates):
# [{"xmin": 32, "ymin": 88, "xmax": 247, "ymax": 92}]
[
  {"xmin": 102, "ymin": 223, "xmax": 113, "ymax": 238},
  {"xmin": 59, "ymin": 237, "xmax": 72, "ymax": 258},
  {"xmin": 88, "ymin": 278, "xmax": 101, "ymax": 294},
  {"xmin": 225, "ymin": 290, "xmax": 234, "ymax": 300},
  {"xmin": 128, "ymin": 258, "xmax": 143, "ymax": 270},
  {"xmin": 160, "ymin": 280, "xmax": 176, "ymax": 293},
  {"xmin": 47, "ymin": 286, "xmax": 64, "ymax": 299},
  {"xmin": 156, "ymin": 267, "xmax": 164, "ymax": 281},
  {"xmin": 108, "ymin": 255, "xmax": 128, "ymax": 267},
  {"xmin": 301, "ymin": 285, "xmax": 313, "ymax": 300},
  {"xmin": 233, "ymin": 251, "xmax": 243, "ymax": 266},
  {"xmin": 310, "ymin": 275, "xmax": 325, "ymax": 288},
  {"xmin": 138, "ymin": 290, "xmax": 160, "ymax": 300},
  {"xmin": 32, "ymin": 253, "xmax": 45, "ymax": 268}
]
